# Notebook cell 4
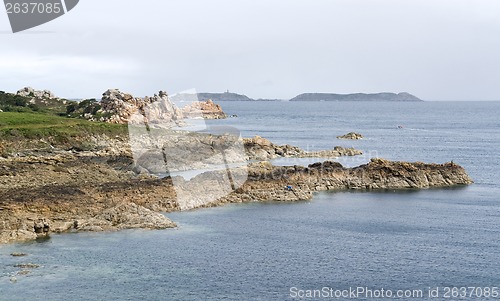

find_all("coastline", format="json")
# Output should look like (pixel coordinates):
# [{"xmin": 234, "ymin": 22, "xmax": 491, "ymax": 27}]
[
  {"xmin": 0, "ymin": 90, "xmax": 474, "ymax": 244},
  {"xmin": 0, "ymin": 140, "xmax": 473, "ymax": 244}
]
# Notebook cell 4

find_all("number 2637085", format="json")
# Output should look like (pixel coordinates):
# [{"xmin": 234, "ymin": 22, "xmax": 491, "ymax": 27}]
[{"xmin": 5, "ymin": 2, "xmax": 62, "ymax": 14}]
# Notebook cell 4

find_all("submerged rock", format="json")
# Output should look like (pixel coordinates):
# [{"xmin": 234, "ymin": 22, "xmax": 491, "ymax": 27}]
[{"xmin": 14, "ymin": 263, "xmax": 40, "ymax": 269}]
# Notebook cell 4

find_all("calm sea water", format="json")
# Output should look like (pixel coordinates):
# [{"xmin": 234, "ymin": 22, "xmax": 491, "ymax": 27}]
[{"xmin": 1, "ymin": 101, "xmax": 499, "ymax": 300}]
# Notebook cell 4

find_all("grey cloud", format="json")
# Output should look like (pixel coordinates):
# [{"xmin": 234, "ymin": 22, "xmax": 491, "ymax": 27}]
[{"xmin": 0, "ymin": 0, "xmax": 499, "ymax": 100}]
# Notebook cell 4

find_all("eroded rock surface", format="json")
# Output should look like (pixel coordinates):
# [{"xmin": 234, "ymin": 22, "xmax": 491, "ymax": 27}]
[{"xmin": 243, "ymin": 135, "xmax": 363, "ymax": 160}]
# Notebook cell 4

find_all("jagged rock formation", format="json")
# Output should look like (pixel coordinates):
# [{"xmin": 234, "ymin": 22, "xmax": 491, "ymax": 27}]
[
  {"xmin": 98, "ymin": 89, "xmax": 185, "ymax": 124},
  {"xmin": 337, "ymin": 132, "xmax": 364, "ymax": 140},
  {"xmin": 77, "ymin": 89, "xmax": 226, "ymax": 124},
  {"xmin": 182, "ymin": 99, "xmax": 227, "ymax": 119},
  {"xmin": 16, "ymin": 87, "xmax": 56, "ymax": 99},
  {"xmin": 290, "ymin": 92, "xmax": 422, "ymax": 102}
]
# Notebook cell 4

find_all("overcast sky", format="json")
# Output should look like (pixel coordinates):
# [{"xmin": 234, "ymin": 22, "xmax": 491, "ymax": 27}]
[{"xmin": 1, "ymin": 0, "xmax": 499, "ymax": 100}]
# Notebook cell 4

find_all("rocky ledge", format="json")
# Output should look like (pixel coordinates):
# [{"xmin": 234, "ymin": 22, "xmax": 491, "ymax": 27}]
[
  {"xmin": 216, "ymin": 159, "xmax": 473, "ymax": 203},
  {"xmin": 0, "ymin": 144, "xmax": 473, "ymax": 244},
  {"xmin": 243, "ymin": 135, "xmax": 362, "ymax": 160}
]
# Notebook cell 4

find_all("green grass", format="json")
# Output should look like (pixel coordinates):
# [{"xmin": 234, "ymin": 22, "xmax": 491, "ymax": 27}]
[{"xmin": 0, "ymin": 112, "xmax": 127, "ymax": 152}]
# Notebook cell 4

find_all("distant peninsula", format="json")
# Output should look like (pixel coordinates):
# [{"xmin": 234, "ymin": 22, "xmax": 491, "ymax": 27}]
[
  {"xmin": 197, "ymin": 91, "xmax": 422, "ymax": 102},
  {"xmin": 289, "ymin": 92, "xmax": 422, "ymax": 102}
]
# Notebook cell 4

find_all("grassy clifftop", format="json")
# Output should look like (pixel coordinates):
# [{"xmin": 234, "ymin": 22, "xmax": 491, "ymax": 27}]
[
  {"xmin": 0, "ymin": 112, "xmax": 126, "ymax": 137},
  {"xmin": 0, "ymin": 112, "xmax": 127, "ymax": 155},
  {"xmin": 0, "ymin": 90, "xmax": 127, "ymax": 155}
]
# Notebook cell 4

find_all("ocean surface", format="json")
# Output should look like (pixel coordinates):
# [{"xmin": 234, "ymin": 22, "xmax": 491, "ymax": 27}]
[{"xmin": 1, "ymin": 101, "xmax": 500, "ymax": 300}]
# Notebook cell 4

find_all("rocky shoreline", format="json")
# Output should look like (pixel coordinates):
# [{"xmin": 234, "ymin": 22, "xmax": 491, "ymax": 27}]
[
  {"xmin": 0, "ymin": 134, "xmax": 473, "ymax": 244},
  {"xmin": 0, "ymin": 87, "xmax": 473, "ymax": 244}
]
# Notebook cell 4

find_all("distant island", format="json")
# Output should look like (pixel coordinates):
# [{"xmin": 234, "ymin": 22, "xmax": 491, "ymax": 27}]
[
  {"xmin": 197, "ymin": 91, "xmax": 422, "ymax": 102},
  {"xmin": 289, "ymin": 92, "xmax": 422, "ymax": 102},
  {"xmin": 197, "ymin": 92, "xmax": 254, "ymax": 102}
]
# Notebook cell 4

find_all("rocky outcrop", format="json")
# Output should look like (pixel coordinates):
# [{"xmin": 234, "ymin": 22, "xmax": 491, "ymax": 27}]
[
  {"xmin": 337, "ymin": 132, "xmax": 364, "ymax": 140},
  {"xmin": 99, "ymin": 89, "xmax": 185, "ymax": 124},
  {"xmin": 0, "ymin": 149, "xmax": 178, "ymax": 244},
  {"xmin": 78, "ymin": 89, "xmax": 227, "ymax": 124},
  {"xmin": 16, "ymin": 87, "xmax": 56, "ymax": 99},
  {"xmin": 214, "ymin": 158, "xmax": 473, "ymax": 204},
  {"xmin": 0, "ymin": 202, "xmax": 176, "ymax": 244},
  {"xmin": 182, "ymin": 99, "xmax": 227, "ymax": 119},
  {"xmin": 243, "ymin": 135, "xmax": 362, "ymax": 160},
  {"xmin": 244, "ymin": 136, "xmax": 302, "ymax": 159}
]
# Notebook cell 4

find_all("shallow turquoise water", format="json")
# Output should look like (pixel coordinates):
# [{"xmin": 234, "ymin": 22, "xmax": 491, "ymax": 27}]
[{"xmin": 1, "ymin": 101, "xmax": 499, "ymax": 300}]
